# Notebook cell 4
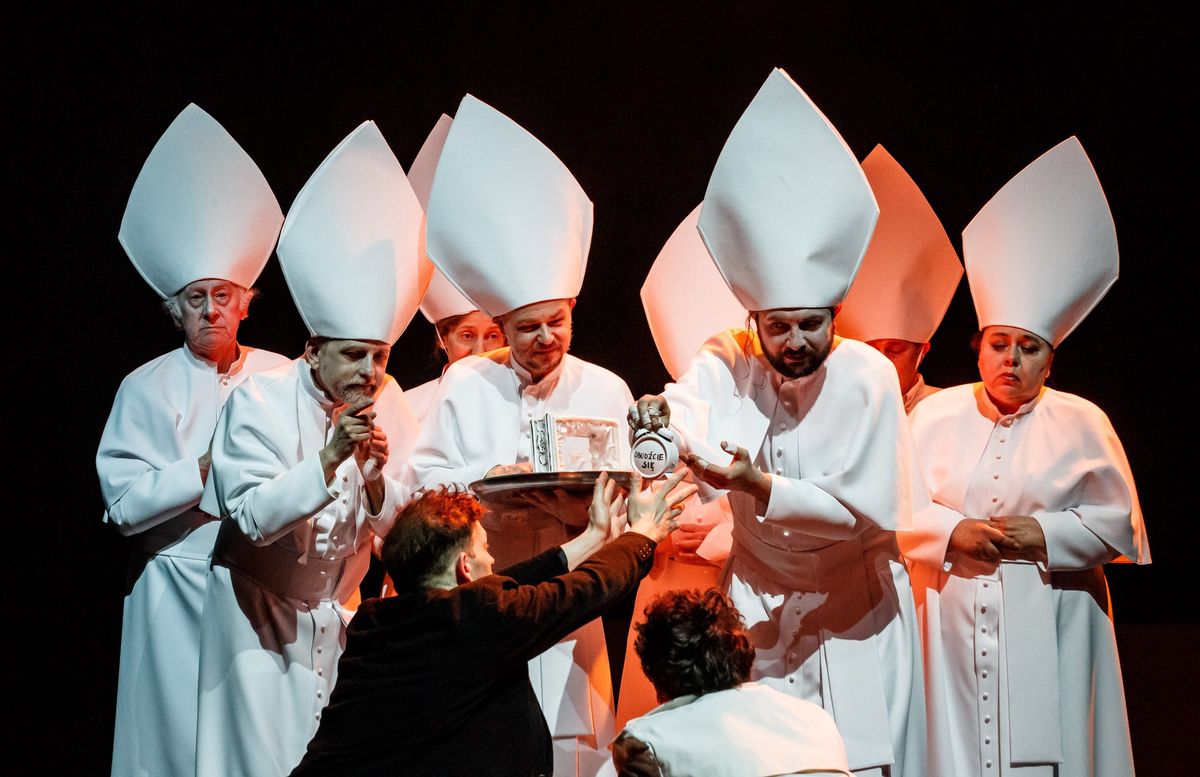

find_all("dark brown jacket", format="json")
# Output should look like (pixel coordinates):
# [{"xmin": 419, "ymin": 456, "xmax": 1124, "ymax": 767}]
[{"xmin": 290, "ymin": 532, "xmax": 656, "ymax": 777}]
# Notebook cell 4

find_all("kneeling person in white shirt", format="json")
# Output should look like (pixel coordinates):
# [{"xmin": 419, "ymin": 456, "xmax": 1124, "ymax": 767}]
[{"xmin": 613, "ymin": 589, "xmax": 850, "ymax": 777}]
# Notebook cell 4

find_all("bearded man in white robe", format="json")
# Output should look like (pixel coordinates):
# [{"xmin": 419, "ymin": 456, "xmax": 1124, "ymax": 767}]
[
  {"xmin": 407, "ymin": 94, "xmax": 631, "ymax": 777},
  {"xmin": 194, "ymin": 120, "xmax": 430, "ymax": 777},
  {"xmin": 630, "ymin": 69, "xmax": 926, "ymax": 777}
]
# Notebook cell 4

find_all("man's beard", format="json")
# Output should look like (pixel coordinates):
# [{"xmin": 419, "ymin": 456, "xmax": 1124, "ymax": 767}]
[
  {"xmin": 763, "ymin": 339, "xmax": 832, "ymax": 380},
  {"xmin": 337, "ymin": 382, "xmax": 377, "ymax": 405},
  {"xmin": 517, "ymin": 343, "xmax": 566, "ymax": 379}
]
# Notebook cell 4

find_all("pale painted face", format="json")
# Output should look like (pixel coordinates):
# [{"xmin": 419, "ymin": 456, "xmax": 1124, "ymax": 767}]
[
  {"xmin": 442, "ymin": 310, "xmax": 506, "ymax": 364},
  {"xmin": 177, "ymin": 279, "xmax": 248, "ymax": 360},
  {"xmin": 755, "ymin": 308, "xmax": 835, "ymax": 380},
  {"xmin": 977, "ymin": 325, "xmax": 1053, "ymax": 413},
  {"xmin": 501, "ymin": 299, "xmax": 573, "ymax": 382},
  {"xmin": 305, "ymin": 339, "xmax": 391, "ymax": 405},
  {"xmin": 867, "ymin": 338, "xmax": 930, "ymax": 393},
  {"xmin": 463, "ymin": 521, "xmax": 495, "ymax": 580}
]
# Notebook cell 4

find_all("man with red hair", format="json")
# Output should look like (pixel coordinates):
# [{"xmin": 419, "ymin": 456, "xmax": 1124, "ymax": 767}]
[{"xmin": 290, "ymin": 471, "xmax": 695, "ymax": 777}]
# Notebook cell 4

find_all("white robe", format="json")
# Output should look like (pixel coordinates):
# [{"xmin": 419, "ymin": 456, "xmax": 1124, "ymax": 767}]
[
  {"xmin": 409, "ymin": 349, "xmax": 633, "ymax": 777},
  {"xmin": 616, "ymin": 682, "xmax": 852, "ymax": 777},
  {"xmin": 903, "ymin": 373, "xmax": 940, "ymax": 414},
  {"xmin": 97, "ymin": 344, "xmax": 289, "ymax": 777},
  {"xmin": 195, "ymin": 358, "xmax": 416, "ymax": 777},
  {"xmin": 404, "ymin": 374, "xmax": 441, "ymax": 424},
  {"xmin": 661, "ymin": 330, "xmax": 927, "ymax": 777},
  {"xmin": 905, "ymin": 384, "xmax": 1150, "ymax": 777}
]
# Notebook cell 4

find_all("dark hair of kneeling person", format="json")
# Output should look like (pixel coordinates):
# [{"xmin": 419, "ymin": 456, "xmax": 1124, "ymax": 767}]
[
  {"xmin": 612, "ymin": 589, "xmax": 853, "ymax": 777},
  {"xmin": 288, "ymin": 470, "xmax": 696, "ymax": 777},
  {"xmin": 635, "ymin": 588, "xmax": 755, "ymax": 703}
]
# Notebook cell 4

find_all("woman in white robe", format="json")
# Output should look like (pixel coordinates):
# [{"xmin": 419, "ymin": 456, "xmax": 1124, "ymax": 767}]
[
  {"xmin": 903, "ymin": 137, "xmax": 1151, "ymax": 777},
  {"xmin": 906, "ymin": 335, "xmax": 1148, "ymax": 777},
  {"xmin": 405, "ymin": 308, "xmax": 505, "ymax": 423}
]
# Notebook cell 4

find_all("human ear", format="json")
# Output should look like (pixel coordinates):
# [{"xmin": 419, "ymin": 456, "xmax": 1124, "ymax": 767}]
[
  {"xmin": 303, "ymin": 342, "xmax": 321, "ymax": 369},
  {"xmin": 454, "ymin": 551, "xmax": 472, "ymax": 584}
]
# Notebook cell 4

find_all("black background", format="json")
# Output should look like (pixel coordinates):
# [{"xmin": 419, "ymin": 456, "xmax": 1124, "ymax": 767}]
[{"xmin": 29, "ymin": 4, "xmax": 1195, "ymax": 772}]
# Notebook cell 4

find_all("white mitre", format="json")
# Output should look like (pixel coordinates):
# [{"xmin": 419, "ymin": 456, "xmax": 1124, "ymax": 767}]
[
  {"xmin": 641, "ymin": 204, "xmax": 747, "ymax": 380},
  {"xmin": 963, "ymin": 136, "xmax": 1117, "ymax": 347},
  {"xmin": 698, "ymin": 68, "xmax": 878, "ymax": 311},
  {"xmin": 408, "ymin": 114, "xmax": 478, "ymax": 324},
  {"xmin": 838, "ymin": 145, "xmax": 963, "ymax": 344},
  {"xmin": 119, "ymin": 103, "xmax": 283, "ymax": 298},
  {"xmin": 425, "ymin": 94, "xmax": 593, "ymax": 317},
  {"xmin": 277, "ymin": 121, "xmax": 431, "ymax": 342}
]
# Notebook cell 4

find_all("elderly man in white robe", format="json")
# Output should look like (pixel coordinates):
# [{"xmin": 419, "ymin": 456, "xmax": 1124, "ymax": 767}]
[
  {"xmin": 836, "ymin": 145, "xmax": 964, "ymax": 414},
  {"xmin": 98, "ymin": 104, "xmax": 289, "ymax": 777},
  {"xmin": 631, "ymin": 70, "xmax": 926, "ymax": 777},
  {"xmin": 194, "ymin": 122, "xmax": 430, "ymax": 777},
  {"xmin": 408, "ymin": 95, "xmax": 632, "ymax": 777},
  {"xmin": 902, "ymin": 137, "xmax": 1150, "ymax": 777}
]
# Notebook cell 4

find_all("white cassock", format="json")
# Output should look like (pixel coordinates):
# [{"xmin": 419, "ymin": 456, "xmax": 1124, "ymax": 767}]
[
  {"xmin": 903, "ymin": 374, "xmax": 941, "ymax": 415},
  {"xmin": 615, "ymin": 682, "xmax": 852, "ymax": 777},
  {"xmin": 98, "ymin": 345, "xmax": 288, "ymax": 777},
  {"xmin": 662, "ymin": 330, "xmax": 927, "ymax": 777},
  {"xmin": 409, "ymin": 349, "xmax": 632, "ymax": 777},
  {"xmin": 403, "ymin": 375, "xmax": 441, "ymax": 424},
  {"xmin": 194, "ymin": 358, "xmax": 416, "ymax": 777},
  {"xmin": 904, "ymin": 384, "xmax": 1149, "ymax": 777}
]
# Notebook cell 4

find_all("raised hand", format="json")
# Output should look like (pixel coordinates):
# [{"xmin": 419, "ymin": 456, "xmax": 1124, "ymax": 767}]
[
  {"xmin": 356, "ymin": 426, "xmax": 389, "ymax": 482},
  {"xmin": 682, "ymin": 441, "xmax": 771, "ymax": 503},
  {"xmin": 321, "ymin": 397, "xmax": 376, "ymax": 483},
  {"xmin": 626, "ymin": 469, "xmax": 698, "ymax": 544}
]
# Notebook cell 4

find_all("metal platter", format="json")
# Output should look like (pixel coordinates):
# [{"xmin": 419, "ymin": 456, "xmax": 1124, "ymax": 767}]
[{"xmin": 469, "ymin": 470, "xmax": 634, "ymax": 508}]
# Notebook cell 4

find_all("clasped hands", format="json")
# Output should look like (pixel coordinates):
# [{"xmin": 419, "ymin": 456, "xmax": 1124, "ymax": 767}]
[
  {"xmin": 949, "ymin": 515, "xmax": 1047, "ymax": 564},
  {"xmin": 321, "ymin": 397, "xmax": 389, "ymax": 485}
]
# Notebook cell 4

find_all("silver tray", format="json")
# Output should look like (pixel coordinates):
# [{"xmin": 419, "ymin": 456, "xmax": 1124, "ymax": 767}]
[{"xmin": 469, "ymin": 470, "xmax": 634, "ymax": 508}]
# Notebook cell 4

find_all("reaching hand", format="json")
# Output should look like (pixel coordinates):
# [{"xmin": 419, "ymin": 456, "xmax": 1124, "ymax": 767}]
[
  {"xmin": 949, "ymin": 518, "xmax": 1021, "ymax": 563},
  {"xmin": 587, "ymin": 472, "xmax": 623, "ymax": 540},
  {"xmin": 626, "ymin": 469, "xmax": 698, "ymax": 544},
  {"xmin": 682, "ymin": 441, "xmax": 772, "ymax": 503}
]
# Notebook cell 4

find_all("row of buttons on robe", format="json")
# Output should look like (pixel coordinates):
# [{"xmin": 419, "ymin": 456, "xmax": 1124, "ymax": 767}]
[
  {"xmin": 312, "ymin": 470, "xmax": 360, "ymax": 558},
  {"xmin": 312, "ymin": 612, "xmax": 338, "ymax": 721},
  {"xmin": 976, "ymin": 579, "xmax": 1001, "ymax": 770}
]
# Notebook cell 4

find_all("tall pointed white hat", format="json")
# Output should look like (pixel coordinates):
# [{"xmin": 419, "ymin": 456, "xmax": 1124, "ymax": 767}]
[
  {"xmin": 698, "ymin": 69, "xmax": 878, "ymax": 311},
  {"xmin": 118, "ymin": 104, "xmax": 283, "ymax": 298},
  {"xmin": 277, "ymin": 121, "xmax": 432, "ymax": 343},
  {"xmin": 838, "ymin": 145, "xmax": 963, "ymax": 343},
  {"xmin": 408, "ymin": 114, "xmax": 479, "ymax": 324},
  {"xmin": 641, "ymin": 204, "xmax": 747, "ymax": 380},
  {"xmin": 963, "ymin": 136, "xmax": 1117, "ymax": 347},
  {"xmin": 426, "ymin": 94, "xmax": 593, "ymax": 317}
]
